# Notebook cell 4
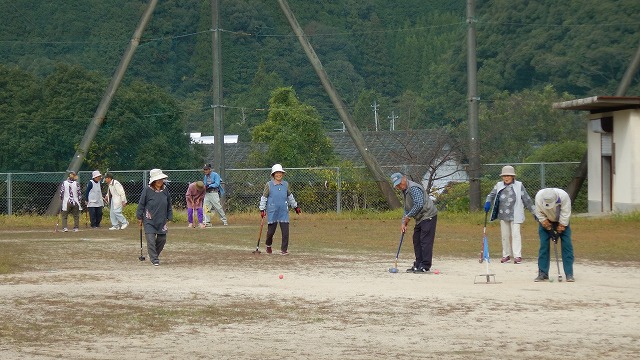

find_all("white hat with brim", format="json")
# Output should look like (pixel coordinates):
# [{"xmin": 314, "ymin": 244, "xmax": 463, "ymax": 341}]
[
  {"xmin": 500, "ymin": 165, "xmax": 516, "ymax": 177},
  {"xmin": 149, "ymin": 168, "xmax": 168, "ymax": 184},
  {"xmin": 271, "ymin": 164, "xmax": 286, "ymax": 175},
  {"xmin": 541, "ymin": 188, "xmax": 558, "ymax": 209},
  {"xmin": 92, "ymin": 170, "xmax": 102, "ymax": 179}
]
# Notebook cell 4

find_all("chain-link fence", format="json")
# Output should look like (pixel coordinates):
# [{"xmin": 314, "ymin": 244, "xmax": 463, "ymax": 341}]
[{"xmin": 0, "ymin": 162, "xmax": 583, "ymax": 216}]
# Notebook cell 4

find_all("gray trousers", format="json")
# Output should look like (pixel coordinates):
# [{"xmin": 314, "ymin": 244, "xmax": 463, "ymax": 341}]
[
  {"xmin": 203, "ymin": 191, "xmax": 227, "ymax": 224},
  {"xmin": 61, "ymin": 203, "xmax": 80, "ymax": 229},
  {"xmin": 145, "ymin": 233, "xmax": 167, "ymax": 263}
]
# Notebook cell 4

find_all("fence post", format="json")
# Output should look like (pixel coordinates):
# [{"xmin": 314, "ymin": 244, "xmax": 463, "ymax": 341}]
[
  {"xmin": 142, "ymin": 170, "xmax": 148, "ymax": 190},
  {"xmin": 540, "ymin": 163, "xmax": 546, "ymax": 189},
  {"xmin": 336, "ymin": 167, "xmax": 341, "ymax": 214},
  {"xmin": 7, "ymin": 173, "xmax": 12, "ymax": 215}
]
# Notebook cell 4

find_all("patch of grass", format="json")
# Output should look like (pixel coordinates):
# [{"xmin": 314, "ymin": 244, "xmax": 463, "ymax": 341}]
[{"xmin": 0, "ymin": 211, "xmax": 638, "ymax": 276}]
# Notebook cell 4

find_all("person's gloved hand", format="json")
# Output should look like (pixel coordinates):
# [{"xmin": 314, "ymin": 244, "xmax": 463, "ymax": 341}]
[
  {"xmin": 295, "ymin": 207, "xmax": 301, "ymax": 214},
  {"xmin": 541, "ymin": 219, "xmax": 552, "ymax": 230},
  {"xmin": 557, "ymin": 224, "xmax": 566, "ymax": 233},
  {"xmin": 260, "ymin": 210, "xmax": 266, "ymax": 218},
  {"xmin": 484, "ymin": 201, "xmax": 491, "ymax": 213}
]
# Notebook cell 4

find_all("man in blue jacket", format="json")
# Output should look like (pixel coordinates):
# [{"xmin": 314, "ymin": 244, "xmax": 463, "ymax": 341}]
[{"xmin": 202, "ymin": 163, "xmax": 228, "ymax": 226}]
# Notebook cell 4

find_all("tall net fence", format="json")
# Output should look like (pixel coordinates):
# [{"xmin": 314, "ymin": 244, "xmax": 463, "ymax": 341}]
[{"xmin": 0, "ymin": 162, "xmax": 583, "ymax": 215}]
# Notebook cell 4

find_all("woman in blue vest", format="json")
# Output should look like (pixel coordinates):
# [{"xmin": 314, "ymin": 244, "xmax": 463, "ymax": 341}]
[{"xmin": 259, "ymin": 164, "xmax": 301, "ymax": 255}]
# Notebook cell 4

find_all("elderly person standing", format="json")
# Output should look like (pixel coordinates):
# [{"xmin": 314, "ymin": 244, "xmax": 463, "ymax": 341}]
[
  {"xmin": 104, "ymin": 172, "xmax": 129, "ymax": 230},
  {"xmin": 534, "ymin": 188, "xmax": 575, "ymax": 282},
  {"xmin": 185, "ymin": 181, "xmax": 206, "ymax": 228},
  {"xmin": 259, "ymin": 164, "xmax": 301, "ymax": 255},
  {"xmin": 137, "ymin": 169, "xmax": 173, "ymax": 266},
  {"xmin": 202, "ymin": 163, "xmax": 228, "ymax": 226},
  {"xmin": 390, "ymin": 172, "xmax": 438, "ymax": 273},
  {"xmin": 484, "ymin": 165, "xmax": 536, "ymax": 264},
  {"xmin": 84, "ymin": 170, "xmax": 104, "ymax": 228},
  {"xmin": 60, "ymin": 170, "xmax": 83, "ymax": 232}
]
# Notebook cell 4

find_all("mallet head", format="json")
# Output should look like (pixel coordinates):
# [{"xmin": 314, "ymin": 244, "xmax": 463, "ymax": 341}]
[
  {"xmin": 139, "ymin": 255, "xmax": 146, "ymax": 261},
  {"xmin": 389, "ymin": 268, "xmax": 398, "ymax": 273}
]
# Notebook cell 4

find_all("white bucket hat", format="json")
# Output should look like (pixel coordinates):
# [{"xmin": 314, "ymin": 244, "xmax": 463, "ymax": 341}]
[
  {"xmin": 91, "ymin": 170, "xmax": 102, "ymax": 179},
  {"xmin": 500, "ymin": 165, "xmax": 516, "ymax": 177},
  {"xmin": 271, "ymin": 164, "xmax": 286, "ymax": 175},
  {"xmin": 148, "ymin": 168, "xmax": 168, "ymax": 184}
]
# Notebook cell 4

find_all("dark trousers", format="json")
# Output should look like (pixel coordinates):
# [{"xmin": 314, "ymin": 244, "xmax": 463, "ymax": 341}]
[
  {"xmin": 412, "ymin": 215, "xmax": 438, "ymax": 270},
  {"xmin": 537, "ymin": 225, "xmax": 574, "ymax": 276},
  {"xmin": 145, "ymin": 233, "xmax": 167, "ymax": 263},
  {"xmin": 266, "ymin": 222, "xmax": 290, "ymax": 251},
  {"xmin": 88, "ymin": 207, "xmax": 103, "ymax": 228}
]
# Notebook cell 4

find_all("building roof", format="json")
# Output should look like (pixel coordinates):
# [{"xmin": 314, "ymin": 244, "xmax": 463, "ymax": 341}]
[
  {"xmin": 206, "ymin": 129, "xmax": 452, "ymax": 169},
  {"xmin": 326, "ymin": 129, "xmax": 451, "ymax": 167},
  {"xmin": 553, "ymin": 96, "xmax": 640, "ymax": 113}
]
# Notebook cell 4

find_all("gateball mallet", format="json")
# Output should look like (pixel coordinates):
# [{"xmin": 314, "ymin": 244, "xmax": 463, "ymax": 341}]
[
  {"xmin": 552, "ymin": 230, "xmax": 563, "ymax": 282},
  {"xmin": 54, "ymin": 207, "xmax": 61, "ymax": 232},
  {"xmin": 138, "ymin": 224, "xmax": 146, "ymax": 261},
  {"xmin": 388, "ymin": 231, "xmax": 405, "ymax": 273},
  {"xmin": 252, "ymin": 216, "xmax": 265, "ymax": 254}
]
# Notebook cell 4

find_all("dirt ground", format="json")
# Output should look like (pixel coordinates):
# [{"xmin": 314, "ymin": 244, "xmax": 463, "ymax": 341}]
[{"xmin": 1, "ymin": 226, "xmax": 639, "ymax": 360}]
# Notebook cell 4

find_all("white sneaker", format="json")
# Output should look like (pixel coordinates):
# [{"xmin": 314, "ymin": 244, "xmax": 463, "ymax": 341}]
[
  {"xmin": 188, "ymin": 223, "xmax": 194, "ymax": 228},
  {"xmin": 223, "ymin": 221, "xmax": 228, "ymax": 226},
  {"xmin": 120, "ymin": 223, "xmax": 128, "ymax": 230},
  {"xmin": 73, "ymin": 228, "xmax": 79, "ymax": 232},
  {"xmin": 109, "ymin": 226, "xmax": 119, "ymax": 230},
  {"xmin": 63, "ymin": 228, "xmax": 68, "ymax": 232}
]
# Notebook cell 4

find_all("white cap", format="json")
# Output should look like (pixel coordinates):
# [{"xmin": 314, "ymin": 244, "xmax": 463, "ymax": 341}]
[
  {"xmin": 271, "ymin": 164, "xmax": 286, "ymax": 175},
  {"xmin": 541, "ymin": 188, "xmax": 558, "ymax": 209},
  {"xmin": 149, "ymin": 169, "xmax": 168, "ymax": 184}
]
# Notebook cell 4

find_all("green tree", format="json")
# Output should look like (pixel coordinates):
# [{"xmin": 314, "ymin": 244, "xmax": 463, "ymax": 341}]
[
  {"xmin": 524, "ymin": 141, "xmax": 587, "ymax": 163},
  {"xmin": 250, "ymin": 87, "xmax": 335, "ymax": 167},
  {"xmin": 0, "ymin": 64, "xmax": 198, "ymax": 172},
  {"xmin": 477, "ymin": 86, "xmax": 585, "ymax": 164}
]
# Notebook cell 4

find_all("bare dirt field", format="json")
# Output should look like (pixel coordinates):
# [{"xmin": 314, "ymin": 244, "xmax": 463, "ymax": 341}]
[{"xmin": 1, "ymin": 217, "xmax": 639, "ymax": 359}]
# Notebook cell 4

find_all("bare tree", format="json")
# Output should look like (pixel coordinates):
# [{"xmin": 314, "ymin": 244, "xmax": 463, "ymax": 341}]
[{"xmin": 383, "ymin": 129, "xmax": 467, "ymax": 197}]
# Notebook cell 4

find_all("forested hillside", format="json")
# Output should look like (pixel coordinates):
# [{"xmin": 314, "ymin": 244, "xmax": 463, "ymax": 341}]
[{"xmin": 1, "ymin": 0, "xmax": 639, "ymax": 171}]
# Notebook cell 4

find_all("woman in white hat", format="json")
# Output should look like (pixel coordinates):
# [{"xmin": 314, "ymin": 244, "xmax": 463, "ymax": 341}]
[
  {"xmin": 104, "ymin": 172, "xmax": 129, "ymax": 230},
  {"xmin": 136, "ymin": 169, "xmax": 173, "ymax": 266},
  {"xmin": 484, "ymin": 165, "xmax": 536, "ymax": 264},
  {"xmin": 84, "ymin": 170, "xmax": 104, "ymax": 228},
  {"xmin": 258, "ymin": 164, "xmax": 301, "ymax": 255}
]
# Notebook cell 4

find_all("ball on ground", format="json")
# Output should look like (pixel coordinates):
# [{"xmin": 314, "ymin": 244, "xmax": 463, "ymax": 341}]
[
  {"xmin": 434, "ymin": 269, "xmax": 440, "ymax": 275},
  {"xmin": 279, "ymin": 274, "xmax": 284, "ymax": 279}
]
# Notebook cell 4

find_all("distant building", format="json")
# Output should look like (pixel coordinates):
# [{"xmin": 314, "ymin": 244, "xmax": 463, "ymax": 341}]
[
  {"xmin": 190, "ymin": 133, "xmax": 238, "ymax": 145},
  {"xmin": 553, "ymin": 96, "xmax": 640, "ymax": 213}
]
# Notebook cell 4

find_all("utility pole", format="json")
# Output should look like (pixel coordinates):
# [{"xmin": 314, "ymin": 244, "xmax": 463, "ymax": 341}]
[
  {"xmin": 211, "ymin": 0, "xmax": 225, "ymax": 181},
  {"xmin": 371, "ymin": 100, "xmax": 379, "ymax": 131},
  {"xmin": 388, "ymin": 111, "xmax": 398, "ymax": 131},
  {"xmin": 277, "ymin": 0, "xmax": 401, "ymax": 209},
  {"xmin": 467, "ymin": 0, "xmax": 481, "ymax": 211}
]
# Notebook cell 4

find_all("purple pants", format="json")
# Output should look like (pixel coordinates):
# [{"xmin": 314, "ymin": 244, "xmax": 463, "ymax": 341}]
[{"xmin": 187, "ymin": 208, "xmax": 204, "ymax": 224}]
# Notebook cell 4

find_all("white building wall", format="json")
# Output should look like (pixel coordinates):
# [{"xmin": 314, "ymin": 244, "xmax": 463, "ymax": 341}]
[{"xmin": 613, "ymin": 110, "xmax": 640, "ymax": 212}]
